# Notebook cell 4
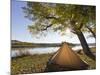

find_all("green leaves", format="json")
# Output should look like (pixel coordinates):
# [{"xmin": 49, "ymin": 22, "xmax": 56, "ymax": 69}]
[{"xmin": 22, "ymin": 2, "xmax": 96, "ymax": 36}]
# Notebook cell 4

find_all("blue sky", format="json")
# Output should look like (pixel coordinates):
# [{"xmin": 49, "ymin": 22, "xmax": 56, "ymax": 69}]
[{"xmin": 11, "ymin": 0, "xmax": 95, "ymax": 44}]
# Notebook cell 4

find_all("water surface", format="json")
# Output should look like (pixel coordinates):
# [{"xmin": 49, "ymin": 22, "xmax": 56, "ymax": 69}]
[{"xmin": 11, "ymin": 45, "xmax": 95, "ymax": 57}]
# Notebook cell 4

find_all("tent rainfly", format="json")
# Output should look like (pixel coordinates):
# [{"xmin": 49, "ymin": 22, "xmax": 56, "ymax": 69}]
[{"xmin": 45, "ymin": 42, "xmax": 88, "ymax": 72}]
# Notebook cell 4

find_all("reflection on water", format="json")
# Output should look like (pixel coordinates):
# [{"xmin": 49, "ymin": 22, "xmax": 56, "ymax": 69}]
[
  {"xmin": 11, "ymin": 46, "xmax": 95, "ymax": 57},
  {"xmin": 11, "ymin": 47, "xmax": 59, "ymax": 57}
]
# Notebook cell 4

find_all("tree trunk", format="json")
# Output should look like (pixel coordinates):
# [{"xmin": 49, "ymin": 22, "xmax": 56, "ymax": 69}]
[
  {"xmin": 86, "ymin": 26, "xmax": 96, "ymax": 38},
  {"xmin": 76, "ymin": 30, "xmax": 95, "ymax": 60}
]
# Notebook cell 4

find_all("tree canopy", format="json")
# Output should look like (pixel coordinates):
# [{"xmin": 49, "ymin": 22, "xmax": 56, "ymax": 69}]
[{"xmin": 22, "ymin": 2, "xmax": 96, "ymax": 36}]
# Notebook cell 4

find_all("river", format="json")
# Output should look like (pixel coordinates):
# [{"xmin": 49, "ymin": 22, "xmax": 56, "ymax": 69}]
[{"xmin": 11, "ymin": 45, "xmax": 95, "ymax": 57}]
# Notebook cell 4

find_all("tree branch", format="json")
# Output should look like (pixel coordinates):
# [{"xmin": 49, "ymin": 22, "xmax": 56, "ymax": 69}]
[
  {"xmin": 45, "ymin": 16, "xmax": 58, "ymax": 20},
  {"xmin": 86, "ymin": 26, "xmax": 96, "ymax": 38},
  {"xmin": 41, "ymin": 24, "xmax": 53, "ymax": 31},
  {"xmin": 40, "ymin": 16, "xmax": 58, "ymax": 31},
  {"xmin": 78, "ymin": 23, "xmax": 84, "ymax": 30}
]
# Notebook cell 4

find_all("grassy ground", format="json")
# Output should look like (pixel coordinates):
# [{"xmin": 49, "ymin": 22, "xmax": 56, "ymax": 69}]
[
  {"xmin": 11, "ymin": 48, "xmax": 96, "ymax": 75},
  {"xmin": 77, "ymin": 47, "xmax": 96, "ymax": 69},
  {"xmin": 11, "ymin": 53, "xmax": 53, "ymax": 75}
]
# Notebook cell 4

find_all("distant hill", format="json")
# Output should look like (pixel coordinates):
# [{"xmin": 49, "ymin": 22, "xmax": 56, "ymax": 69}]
[
  {"xmin": 11, "ymin": 40, "xmax": 59, "ymax": 48},
  {"xmin": 11, "ymin": 40, "xmax": 21, "ymax": 43}
]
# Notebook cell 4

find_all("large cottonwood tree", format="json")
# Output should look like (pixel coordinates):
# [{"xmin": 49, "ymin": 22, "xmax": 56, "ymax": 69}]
[{"xmin": 22, "ymin": 2, "xmax": 96, "ymax": 60}]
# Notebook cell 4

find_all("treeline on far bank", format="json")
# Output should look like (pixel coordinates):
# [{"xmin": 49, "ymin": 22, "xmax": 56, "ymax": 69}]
[{"xmin": 11, "ymin": 40, "xmax": 77, "ymax": 48}]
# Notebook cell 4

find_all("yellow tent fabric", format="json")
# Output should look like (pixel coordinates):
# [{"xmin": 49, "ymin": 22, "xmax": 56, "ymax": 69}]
[{"xmin": 46, "ymin": 42, "xmax": 88, "ymax": 71}]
